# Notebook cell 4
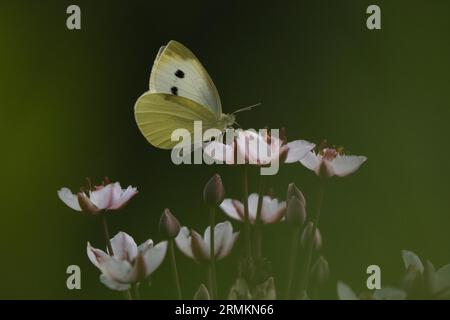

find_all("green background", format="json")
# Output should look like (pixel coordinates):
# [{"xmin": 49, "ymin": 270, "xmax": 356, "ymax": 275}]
[{"xmin": 1, "ymin": 0, "xmax": 449, "ymax": 299}]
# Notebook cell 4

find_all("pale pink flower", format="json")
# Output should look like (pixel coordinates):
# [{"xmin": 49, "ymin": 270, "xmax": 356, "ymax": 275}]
[
  {"xmin": 175, "ymin": 221, "xmax": 239, "ymax": 263},
  {"xmin": 220, "ymin": 193, "xmax": 286, "ymax": 224},
  {"xmin": 87, "ymin": 231, "xmax": 167, "ymax": 291},
  {"xmin": 57, "ymin": 181, "xmax": 138, "ymax": 214},
  {"xmin": 300, "ymin": 148, "xmax": 367, "ymax": 177},
  {"xmin": 204, "ymin": 130, "xmax": 315, "ymax": 165}
]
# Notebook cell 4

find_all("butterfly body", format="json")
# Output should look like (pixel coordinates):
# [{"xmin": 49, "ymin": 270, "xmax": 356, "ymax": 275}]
[{"xmin": 135, "ymin": 40, "xmax": 235, "ymax": 149}]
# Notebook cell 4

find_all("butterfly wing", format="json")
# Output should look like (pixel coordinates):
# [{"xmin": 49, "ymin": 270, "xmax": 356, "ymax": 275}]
[
  {"xmin": 134, "ymin": 92, "xmax": 218, "ymax": 149},
  {"xmin": 149, "ymin": 40, "xmax": 222, "ymax": 117}
]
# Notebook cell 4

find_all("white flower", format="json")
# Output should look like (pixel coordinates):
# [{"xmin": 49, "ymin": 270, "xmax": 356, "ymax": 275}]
[
  {"xmin": 220, "ymin": 193, "xmax": 286, "ymax": 224},
  {"xmin": 175, "ymin": 221, "xmax": 239, "ymax": 263},
  {"xmin": 300, "ymin": 148, "xmax": 367, "ymax": 177},
  {"xmin": 57, "ymin": 181, "xmax": 138, "ymax": 214},
  {"xmin": 87, "ymin": 232, "xmax": 167, "ymax": 291},
  {"xmin": 204, "ymin": 130, "xmax": 315, "ymax": 165}
]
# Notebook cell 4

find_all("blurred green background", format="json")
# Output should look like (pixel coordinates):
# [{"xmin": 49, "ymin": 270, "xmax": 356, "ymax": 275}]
[{"xmin": 1, "ymin": 0, "xmax": 450, "ymax": 299}]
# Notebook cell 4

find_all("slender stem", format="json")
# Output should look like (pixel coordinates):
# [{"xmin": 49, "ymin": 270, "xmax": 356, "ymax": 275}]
[
  {"xmin": 169, "ymin": 239, "xmax": 182, "ymax": 299},
  {"xmin": 285, "ymin": 226, "xmax": 301, "ymax": 299},
  {"xmin": 209, "ymin": 207, "xmax": 218, "ymax": 299},
  {"xmin": 242, "ymin": 165, "xmax": 252, "ymax": 257},
  {"xmin": 134, "ymin": 282, "xmax": 141, "ymax": 300},
  {"xmin": 254, "ymin": 175, "xmax": 265, "ymax": 258},
  {"xmin": 298, "ymin": 179, "xmax": 325, "ymax": 299},
  {"xmin": 124, "ymin": 290, "xmax": 133, "ymax": 300},
  {"xmin": 101, "ymin": 214, "xmax": 114, "ymax": 256}
]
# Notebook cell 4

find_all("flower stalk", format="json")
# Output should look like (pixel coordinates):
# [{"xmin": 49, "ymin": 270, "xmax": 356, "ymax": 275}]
[
  {"xmin": 242, "ymin": 166, "xmax": 252, "ymax": 257},
  {"xmin": 298, "ymin": 180, "xmax": 325, "ymax": 299},
  {"xmin": 101, "ymin": 214, "xmax": 114, "ymax": 256},
  {"xmin": 285, "ymin": 226, "xmax": 301, "ymax": 299},
  {"xmin": 169, "ymin": 239, "xmax": 182, "ymax": 299},
  {"xmin": 209, "ymin": 206, "xmax": 218, "ymax": 299},
  {"xmin": 254, "ymin": 175, "xmax": 265, "ymax": 258}
]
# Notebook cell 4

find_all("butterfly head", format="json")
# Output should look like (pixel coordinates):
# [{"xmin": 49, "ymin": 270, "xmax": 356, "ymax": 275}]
[{"xmin": 217, "ymin": 113, "xmax": 236, "ymax": 130}]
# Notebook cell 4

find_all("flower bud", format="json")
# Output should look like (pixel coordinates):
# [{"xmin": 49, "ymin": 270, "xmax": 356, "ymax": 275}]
[
  {"xmin": 300, "ymin": 222, "xmax": 322, "ymax": 250},
  {"xmin": 423, "ymin": 260, "xmax": 437, "ymax": 296},
  {"xmin": 310, "ymin": 256, "xmax": 330, "ymax": 285},
  {"xmin": 77, "ymin": 192, "xmax": 100, "ymax": 214},
  {"xmin": 203, "ymin": 174, "xmax": 225, "ymax": 206},
  {"xmin": 194, "ymin": 283, "xmax": 211, "ymax": 300},
  {"xmin": 286, "ymin": 183, "xmax": 306, "ymax": 206},
  {"xmin": 159, "ymin": 208, "xmax": 181, "ymax": 239},
  {"xmin": 286, "ymin": 196, "xmax": 306, "ymax": 227}
]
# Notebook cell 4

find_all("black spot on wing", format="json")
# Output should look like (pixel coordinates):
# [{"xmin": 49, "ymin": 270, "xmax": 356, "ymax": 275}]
[
  {"xmin": 171, "ymin": 86, "xmax": 178, "ymax": 95},
  {"xmin": 175, "ymin": 69, "xmax": 185, "ymax": 78}
]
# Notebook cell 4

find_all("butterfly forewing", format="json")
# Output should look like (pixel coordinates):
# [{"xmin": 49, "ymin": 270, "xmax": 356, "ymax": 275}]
[{"xmin": 149, "ymin": 40, "xmax": 222, "ymax": 118}]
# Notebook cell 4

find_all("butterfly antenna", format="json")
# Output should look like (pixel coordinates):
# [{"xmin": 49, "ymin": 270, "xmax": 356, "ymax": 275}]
[{"xmin": 232, "ymin": 102, "xmax": 262, "ymax": 114}]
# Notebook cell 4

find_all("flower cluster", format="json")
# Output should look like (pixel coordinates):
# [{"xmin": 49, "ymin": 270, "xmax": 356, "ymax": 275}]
[{"xmin": 57, "ymin": 131, "xmax": 368, "ymax": 299}]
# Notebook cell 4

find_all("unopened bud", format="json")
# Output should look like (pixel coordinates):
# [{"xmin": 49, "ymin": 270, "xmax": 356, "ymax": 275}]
[
  {"xmin": 286, "ymin": 183, "xmax": 306, "ymax": 206},
  {"xmin": 423, "ymin": 260, "xmax": 437, "ymax": 296},
  {"xmin": 286, "ymin": 196, "xmax": 306, "ymax": 227},
  {"xmin": 77, "ymin": 192, "xmax": 100, "ymax": 214},
  {"xmin": 310, "ymin": 256, "xmax": 330, "ymax": 285},
  {"xmin": 159, "ymin": 208, "xmax": 181, "ymax": 239},
  {"xmin": 194, "ymin": 283, "xmax": 211, "ymax": 300},
  {"xmin": 301, "ymin": 222, "xmax": 322, "ymax": 250},
  {"xmin": 203, "ymin": 174, "xmax": 225, "ymax": 206}
]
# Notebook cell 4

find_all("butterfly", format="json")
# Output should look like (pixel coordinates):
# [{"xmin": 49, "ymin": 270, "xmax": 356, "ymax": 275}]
[{"xmin": 134, "ymin": 40, "xmax": 238, "ymax": 150}]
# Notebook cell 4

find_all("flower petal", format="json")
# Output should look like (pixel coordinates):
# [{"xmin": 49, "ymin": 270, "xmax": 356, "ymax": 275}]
[
  {"xmin": 261, "ymin": 197, "xmax": 286, "ymax": 224},
  {"xmin": 284, "ymin": 140, "xmax": 316, "ymax": 163},
  {"xmin": 57, "ymin": 188, "xmax": 81, "ymax": 211},
  {"xmin": 191, "ymin": 230, "xmax": 210, "ymax": 262},
  {"xmin": 143, "ymin": 241, "xmax": 168, "ymax": 276},
  {"xmin": 204, "ymin": 141, "xmax": 236, "ymax": 164},
  {"xmin": 299, "ymin": 151, "xmax": 322, "ymax": 175},
  {"xmin": 89, "ymin": 183, "xmax": 114, "ymax": 210},
  {"xmin": 100, "ymin": 274, "xmax": 132, "ymax": 291},
  {"xmin": 247, "ymin": 193, "xmax": 259, "ymax": 223},
  {"xmin": 87, "ymin": 242, "xmax": 109, "ymax": 270},
  {"xmin": 110, "ymin": 232, "xmax": 138, "ymax": 262},
  {"xmin": 138, "ymin": 239, "xmax": 154, "ymax": 254},
  {"xmin": 100, "ymin": 256, "xmax": 135, "ymax": 283},
  {"xmin": 109, "ymin": 182, "xmax": 138, "ymax": 210},
  {"xmin": 213, "ymin": 221, "xmax": 233, "ymax": 259},
  {"xmin": 175, "ymin": 227, "xmax": 194, "ymax": 259},
  {"xmin": 330, "ymin": 155, "xmax": 367, "ymax": 177},
  {"xmin": 220, "ymin": 199, "xmax": 244, "ymax": 222}
]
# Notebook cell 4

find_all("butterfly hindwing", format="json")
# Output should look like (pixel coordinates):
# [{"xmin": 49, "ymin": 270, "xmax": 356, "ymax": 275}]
[
  {"xmin": 134, "ymin": 92, "xmax": 218, "ymax": 149},
  {"xmin": 149, "ymin": 40, "xmax": 222, "ymax": 117}
]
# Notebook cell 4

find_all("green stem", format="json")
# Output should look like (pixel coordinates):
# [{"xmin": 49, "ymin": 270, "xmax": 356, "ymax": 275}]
[
  {"xmin": 134, "ymin": 282, "xmax": 141, "ymax": 300},
  {"xmin": 169, "ymin": 239, "xmax": 182, "ymax": 299},
  {"xmin": 298, "ymin": 179, "xmax": 325, "ymax": 299},
  {"xmin": 242, "ymin": 165, "xmax": 252, "ymax": 257},
  {"xmin": 254, "ymin": 175, "xmax": 265, "ymax": 258},
  {"xmin": 124, "ymin": 290, "xmax": 133, "ymax": 300},
  {"xmin": 101, "ymin": 214, "xmax": 114, "ymax": 256},
  {"xmin": 209, "ymin": 206, "xmax": 218, "ymax": 299},
  {"xmin": 285, "ymin": 226, "xmax": 301, "ymax": 299}
]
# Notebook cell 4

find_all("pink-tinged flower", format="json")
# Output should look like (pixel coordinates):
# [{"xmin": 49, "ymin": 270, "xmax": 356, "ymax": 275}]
[
  {"xmin": 300, "ymin": 148, "xmax": 367, "ymax": 177},
  {"xmin": 87, "ymin": 232, "xmax": 167, "ymax": 291},
  {"xmin": 57, "ymin": 181, "xmax": 138, "ymax": 214},
  {"xmin": 204, "ymin": 129, "xmax": 315, "ymax": 165},
  {"xmin": 175, "ymin": 222, "xmax": 239, "ymax": 263},
  {"xmin": 220, "ymin": 193, "xmax": 286, "ymax": 224}
]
